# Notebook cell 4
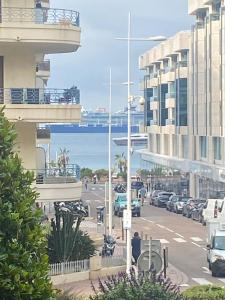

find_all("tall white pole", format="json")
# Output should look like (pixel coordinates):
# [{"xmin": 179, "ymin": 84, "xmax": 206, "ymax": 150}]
[
  {"xmin": 126, "ymin": 12, "xmax": 132, "ymax": 274},
  {"xmin": 108, "ymin": 68, "xmax": 113, "ymax": 236}
]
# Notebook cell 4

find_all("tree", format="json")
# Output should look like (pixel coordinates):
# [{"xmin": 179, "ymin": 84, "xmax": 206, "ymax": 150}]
[
  {"xmin": 0, "ymin": 108, "xmax": 54, "ymax": 299},
  {"xmin": 80, "ymin": 168, "xmax": 93, "ymax": 179},
  {"xmin": 115, "ymin": 153, "xmax": 127, "ymax": 174},
  {"xmin": 48, "ymin": 202, "xmax": 95, "ymax": 263}
]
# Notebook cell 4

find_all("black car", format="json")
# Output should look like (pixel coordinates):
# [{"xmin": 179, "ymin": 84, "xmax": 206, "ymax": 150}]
[
  {"xmin": 153, "ymin": 192, "xmax": 175, "ymax": 208},
  {"xmin": 191, "ymin": 202, "xmax": 206, "ymax": 222}
]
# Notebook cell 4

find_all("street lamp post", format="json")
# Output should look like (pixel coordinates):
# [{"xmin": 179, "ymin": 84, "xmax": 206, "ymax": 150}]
[{"xmin": 116, "ymin": 12, "xmax": 166, "ymax": 274}]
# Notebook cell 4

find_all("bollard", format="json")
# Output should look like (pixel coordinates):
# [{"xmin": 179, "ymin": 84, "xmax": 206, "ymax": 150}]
[
  {"xmin": 140, "ymin": 231, "xmax": 143, "ymax": 239},
  {"xmin": 145, "ymin": 234, "xmax": 148, "ymax": 241},
  {"xmin": 163, "ymin": 248, "xmax": 167, "ymax": 278}
]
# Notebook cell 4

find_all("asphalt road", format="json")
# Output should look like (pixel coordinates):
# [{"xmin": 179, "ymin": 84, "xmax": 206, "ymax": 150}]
[{"xmin": 82, "ymin": 183, "xmax": 225, "ymax": 287}]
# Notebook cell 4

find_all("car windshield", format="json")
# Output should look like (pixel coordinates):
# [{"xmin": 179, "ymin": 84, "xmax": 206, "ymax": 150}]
[
  {"xmin": 178, "ymin": 197, "xmax": 190, "ymax": 203},
  {"xmin": 214, "ymin": 236, "xmax": 225, "ymax": 250},
  {"xmin": 118, "ymin": 195, "xmax": 127, "ymax": 202}
]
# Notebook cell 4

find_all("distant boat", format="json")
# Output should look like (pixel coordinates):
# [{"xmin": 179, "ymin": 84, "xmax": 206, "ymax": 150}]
[{"xmin": 113, "ymin": 134, "xmax": 148, "ymax": 146}]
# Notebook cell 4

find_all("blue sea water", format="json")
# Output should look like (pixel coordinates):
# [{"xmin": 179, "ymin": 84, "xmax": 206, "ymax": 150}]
[{"xmin": 50, "ymin": 133, "xmax": 142, "ymax": 173}]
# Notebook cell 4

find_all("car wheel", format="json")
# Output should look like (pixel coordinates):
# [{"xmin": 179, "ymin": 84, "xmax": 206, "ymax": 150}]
[
  {"xmin": 137, "ymin": 212, "xmax": 140, "ymax": 217},
  {"xmin": 118, "ymin": 212, "xmax": 123, "ymax": 217},
  {"xmin": 175, "ymin": 208, "xmax": 178, "ymax": 214},
  {"xmin": 191, "ymin": 214, "xmax": 194, "ymax": 220},
  {"xmin": 114, "ymin": 210, "xmax": 117, "ymax": 216},
  {"xmin": 212, "ymin": 269, "xmax": 217, "ymax": 277}
]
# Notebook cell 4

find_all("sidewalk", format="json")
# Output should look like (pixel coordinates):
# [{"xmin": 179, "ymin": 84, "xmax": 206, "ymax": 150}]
[{"xmin": 55, "ymin": 263, "xmax": 188, "ymax": 298}]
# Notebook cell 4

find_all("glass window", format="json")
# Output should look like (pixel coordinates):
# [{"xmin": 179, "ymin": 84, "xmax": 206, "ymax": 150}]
[
  {"xmin": 213, "ymin": 137, "xmax": 222, "ymax": 161},
  {"xmin": 200, "ymin": 136, "xmax": 207, "ymax": 158}
]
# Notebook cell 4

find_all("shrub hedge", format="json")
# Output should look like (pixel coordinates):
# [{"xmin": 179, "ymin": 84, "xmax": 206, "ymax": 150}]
[{"xmin": 182, "ymin": 285, "xmax": 225, "ymax": 300}]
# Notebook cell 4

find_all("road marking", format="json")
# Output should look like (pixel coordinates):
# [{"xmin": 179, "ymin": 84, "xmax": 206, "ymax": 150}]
[
  {"xmin": 160, "ymin": 239, "xmax": 170, "ymax": 244},
  {"xmin": 173, "ymin": 238, "xmax": 187, "ymax": 243},
  {"xmin": 179, "ymin": 283, "xmax": 190, "ymax": 287},
  {"xmin": 218, "ymin": 278, "xmax": 225, "ymax": 284},
  {"xmin": 166, "ymin": 228, "xmax": 174, "ymax": 233},
  {"xmin": 202, "ymin": 267, "xmax": 211, "ymax": 274},
  {"xmin": 141, "ymin": 217, "xmax": 154, "ymax": 223},
  {"xmin": 156, "ymin": 224, "xmax": 165, "ymax": 229},
  {"xmin": 175, "ymin": 233, "xmax": 184, "ymax": 238},
  {"xmin": 192, "ymin": 242, "xmax": 201, "ymax": 248},
  {"xmin": 91, "ymin": 188, "xmax": 96, "ymax": 190},
  {"xmin": 202, "ymin": 248, "xmax": 207, "ymax": 251},
  {"xmin": 190, "ymin": 237, "xmax": 203, "ymax": 242},
  {"xmin": 99, "ymin": 188, "xmax": 103, "ymax": 190},
  {"xmin": 192, "ymin": 278, "xmax": 212, "ymax": 285}
]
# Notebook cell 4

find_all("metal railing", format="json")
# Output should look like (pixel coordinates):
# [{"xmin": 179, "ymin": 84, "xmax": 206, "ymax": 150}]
[
  {"xmin": 36, "ymin": 60, "xmax": 50, "ymax": 72},
  {"xmin": 37, "ymin": 128, "xmax": 50, "ymax": 139},
  {"xmin": 49, "ymin": 259, "xmax": 89, "ymax": 276},
  {"xmin": 0, "ymin": 88, "xmax": 80, "ymax": 104},
  {"xmin": 177, "ymin": 61, "xmax": 188, "ymax": 68},
  {"xmin": 150, "ymin": 120, "xmax": 158, "ymax": 126},
  {"xmin": 0, "ymin": 7, "xmax": 80, "ymax": 27},
  {"xmin": 149, "ymin": 72, "xmax": 158, "ymax": 79},
  {"xmin": 150, "ymin": 96, "xmax": 158, "ymax": 102},
  {"xmin": 166, "ymin": 119, "xmax": 175, "ymax": 125},
  {"xmin": 164, "ymin": 66, "xmax": 175, "ymax": 73},
  {"xmin": 33, "ymin": 164, "xmax": 81, "ymax": 184},
  {"xmin": 165, "ymin": 92, "xmax": 176, "ymax": 99}
]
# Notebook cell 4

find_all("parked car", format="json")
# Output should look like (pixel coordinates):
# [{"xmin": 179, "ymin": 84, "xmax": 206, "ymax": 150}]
[
  {"xmin": 167, "ymin": 195, "xmax": 192, "ymax": 213},
  {"xmin": 153, "ymin": 192, "xmax": 175, "ymax": 208},
  {"xmin": 191, "ymin": 202, "xmax": 206, "ymax": 222},
  {"xmin": 182, "ymin": 199, "xmax": 198, "ymax": 218},
  {"xmin": 113, "ymin": 193, "xmax": 141, "ymax": 217},
  {"xmin": 149, "ymin": 190, "xmax": 165, "ymax": 205}
]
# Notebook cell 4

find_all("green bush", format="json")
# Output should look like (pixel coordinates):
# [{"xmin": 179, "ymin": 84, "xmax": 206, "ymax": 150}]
[
  {"xmin": 182, "ymin": 285, "xmax": 225, "ymax": 300},
  {"xmin": 0, "ymin": 108, "xmax": 54, "ymax": 298},
  {"xmin": 90, "ymin": 271, "xmax": 181, "ymax": 300},
  {"xmin": 95, "ymin": 169, "xmax": 108, "ymax": 179}
]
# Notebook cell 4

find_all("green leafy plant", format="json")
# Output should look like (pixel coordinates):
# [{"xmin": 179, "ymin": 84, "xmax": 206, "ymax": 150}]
[
  {"xmin": 182, "ymin": 285, "xmax": 225, "ymax": 300},
  {"xmin": 95, "ymin": 169, "xmax": 108, "ymax": 180},
  {"xmin": 0, "ymin": 108, "xmax": 54, "ymax": 299},
  {"xmin": 90, "ymin": 270, "xmax": 181, "ymax": 300}
]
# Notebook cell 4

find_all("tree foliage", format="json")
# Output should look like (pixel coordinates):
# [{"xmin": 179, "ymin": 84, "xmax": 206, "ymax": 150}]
[
  {"xmin": 80, "ymin": 168, "xmax": 93, "ymax": 179},
  {"xmin": 0, "ymin": 108, "xmax": 54, "ymax": 299}
]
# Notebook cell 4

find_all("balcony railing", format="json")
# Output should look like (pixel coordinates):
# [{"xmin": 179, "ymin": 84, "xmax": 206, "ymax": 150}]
[
  {"xmin": 37, "ymin": 128, "xmax": 51, "ymax": 139},
  {"xmin": 33, "ymin": 164, "xmax": 81, "ymax": 184},
  {"xmin": 177, "ymin": 61, "xmax": 188, "ymax": 68},
  {"xmin": 36, "ymin": 60, "xmax": 50, "ymax": 72},
  {"xmin": 0, "ymin": 7, "xmax": 80, "ymax": 27},
  {"xmin": 150, "ymin": 96, "xmax": 158, "ymax": 102},
  {"xmin": 0, "ymin": 88, "xmax": 80, "ymax": 104},
  {"xmin": 166, "ymin": 119, "xmax": 175, "ymax": 125},
  {"xmin": 165, "ymin": 93, "xmax": 176, "ymax": 99},
  {"xmin": 149, "ymin": 72, "xmax": 158, "ymax": 79},
  {"xmin": 150, "ymin": 120, "xmax": 158, "ymax": 126}
]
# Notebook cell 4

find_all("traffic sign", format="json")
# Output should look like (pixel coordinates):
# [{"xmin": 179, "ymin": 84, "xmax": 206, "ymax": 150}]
[
  {"xmin": 138, "ymin": 250, "xmax": 163, "ymax": 274},
  {"xmin": 123, "ymin": 209, "xmax": 131, "ymax": 229}
]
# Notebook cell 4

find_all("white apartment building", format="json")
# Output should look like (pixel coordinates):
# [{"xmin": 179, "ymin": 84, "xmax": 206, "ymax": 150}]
[
  {"xmin": 0, "ymin": 0, "xmax": 82, "ymax": 203},
  {"xmin": 139, "ymin": 0, "xmax": 225, "ymax": 198}
]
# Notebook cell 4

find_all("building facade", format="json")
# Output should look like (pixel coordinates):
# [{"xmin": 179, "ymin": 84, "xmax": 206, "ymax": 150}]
[
  {"xmin": 139, "ymin": 0, "xmax": 225, "ymax": 199},
  {"xmin": 0, "ymin": 0, "xmax": 82, "ymax": 203}
]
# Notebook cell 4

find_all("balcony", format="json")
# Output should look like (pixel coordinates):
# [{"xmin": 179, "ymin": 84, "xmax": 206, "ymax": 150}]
[
  {"xmin": 33, "ymin": 164, "xmax": 82, "ymax": 202},
  {"xmin": 1, "ymin": 88, "xmax": 81, "ymax": 123},
  {"xmin": 166, "ymin": 119, "xmax": 175, "ymax": 125},
  {"xmin": 150, "ymin": 120, "xmax": 158, "ymax": 126},
  {"xmin": 166, "ymin": 92, "xmax": 176, "ymax": 100},
  {"xmin": 37, "ymin": 127, "xmax": 51, "ymax": 144},
  {"xmin": 0, "ymin": 7, "xmax": 81, "ymax": 53},
  {"xmin": 165, "ymin": 97, "xmax": 176, "ymax": 109},
  {"xmin": 36, "ymin": 60, "xmax": 50, "ymax": 81},
  {"xmin": 150, "ymin": 99, "xmax": 159, "ymax": 111}
]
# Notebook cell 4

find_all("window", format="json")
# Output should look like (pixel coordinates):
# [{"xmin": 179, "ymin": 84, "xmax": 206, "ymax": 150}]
[
  {"xmin": 200, "ymin": 136, "xmax": 207, "ymax": 158},
  {"xmin": 213, "ymin": 137, "xmax": 222, "ymax": 161}
]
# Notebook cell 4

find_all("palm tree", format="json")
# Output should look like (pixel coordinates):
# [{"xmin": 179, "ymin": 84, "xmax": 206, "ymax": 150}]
[{"xmin": 115, "ymin": 153, "xmax": 127, "ymax": 173}]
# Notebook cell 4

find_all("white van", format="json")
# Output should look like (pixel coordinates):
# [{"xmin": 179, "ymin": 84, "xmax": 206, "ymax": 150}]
[{"xmin": 202, "ymin": 199, "xmax": 225, "ymax": 225}]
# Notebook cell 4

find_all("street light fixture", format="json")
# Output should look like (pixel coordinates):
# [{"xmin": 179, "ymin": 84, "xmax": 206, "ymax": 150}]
[{"xmin": 116, "ymin": 12, "xmax": 166, "ymax": 274}]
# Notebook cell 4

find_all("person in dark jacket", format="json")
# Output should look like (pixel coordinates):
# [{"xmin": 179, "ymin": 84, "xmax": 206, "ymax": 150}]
[{"xmin": 131, "ymin": 232, "xmax": 141, "ymax": 264}]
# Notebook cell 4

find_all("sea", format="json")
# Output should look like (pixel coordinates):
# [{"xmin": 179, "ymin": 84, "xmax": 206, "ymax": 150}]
[{"xmin": 49, "ymin": 133, "xmax": 143, "ymax": 173}]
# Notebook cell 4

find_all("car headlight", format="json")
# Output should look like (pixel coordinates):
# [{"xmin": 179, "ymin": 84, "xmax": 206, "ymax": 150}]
[{"xmin": 211, "ymin": 255, "xmax": 225, "ymax": 263}]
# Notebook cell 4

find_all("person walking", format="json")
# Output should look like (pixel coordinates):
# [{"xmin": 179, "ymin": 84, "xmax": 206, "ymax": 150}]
[
  {"xmin": 84, "ymin": 178, "xmax": 88, "ymax": 191},
  {"xmin": 131, "ymin": 232, "xmax": 141, "ymax": 265},
  {"xmin": 139, "ymin": 186, "xmax": 147, "ymax": 206}
]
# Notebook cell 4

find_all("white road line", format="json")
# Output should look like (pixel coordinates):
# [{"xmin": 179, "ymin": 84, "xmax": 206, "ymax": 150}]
[
  {"xmin": 173, "ymin": 238, "xmax": 187, "ymax": 243},
  {"xmin": 99, "ymin": 188, "xmax": 103, "ymax": 190},
  {"xmin": 190, "ymin": 237, "xmax": 203, "ymax": 242},
  {"xmin": 160, "ymin": 239, "xmax": 170, "ymax": 244},
  {"xmin": 179, "ymin": 283, "xmax": 190, "ymax": 287},
  {"xmin": 202, "ymin": 267, "xmax": 211, "ymax": 274},
  {"xmin": 218, "ymin": 278, "xmax": 225, "ymax": 284},
  {"xmin": 166, "ymin": 228, "xmax": 174, "ymax": 233},
  {"xmin": 91, "ymin": 188, "xmax": 96, "ymax": 190},
  {"xmin": 156, "ymin": 224, "xmax": 165, "ymax": 229},
  {"xmin": 192, "ymin": 242, "xmax": 201, "ymax": 248},
  {"xmin": 175, "ymin": 233, "xmax": 184, "ymax": 238},
  {"xmin": 192, "ymin": 278, "xmax": 212, "ymax": 285},
  {"xmin": 202, "ymin": 248, "xmax": 207, "ymax": 251},
  {"xmin": 141, "ymin": 217, "xmax": 154, "ymax": 223}
]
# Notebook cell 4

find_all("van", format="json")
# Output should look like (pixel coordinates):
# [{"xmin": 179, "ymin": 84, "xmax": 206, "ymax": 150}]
[{"xmin": 202, "ymin": 199, "xmax": 224, "ymax": 225}]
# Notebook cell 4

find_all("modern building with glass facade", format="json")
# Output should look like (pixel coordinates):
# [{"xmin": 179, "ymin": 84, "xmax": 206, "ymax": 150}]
[{"xmin": 139, "ymin": 0, "xmax": 225, "ymax": 199}]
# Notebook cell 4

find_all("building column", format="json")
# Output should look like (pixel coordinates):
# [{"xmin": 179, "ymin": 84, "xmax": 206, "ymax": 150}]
[{"xmin": 189, "ymin": 173, "xmax": 200, "ymax": 198}]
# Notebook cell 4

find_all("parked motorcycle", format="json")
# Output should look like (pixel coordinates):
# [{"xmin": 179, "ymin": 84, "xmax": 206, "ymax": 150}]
[{"xmin": 102, "ymin": 235, "xmax": 116, "ymax": 256}]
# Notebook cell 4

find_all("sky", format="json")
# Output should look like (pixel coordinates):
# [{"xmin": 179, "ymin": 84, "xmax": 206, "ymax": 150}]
[{"xmin": 49, "ymin": 0, "xmax": 193, "ymax": 112}]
